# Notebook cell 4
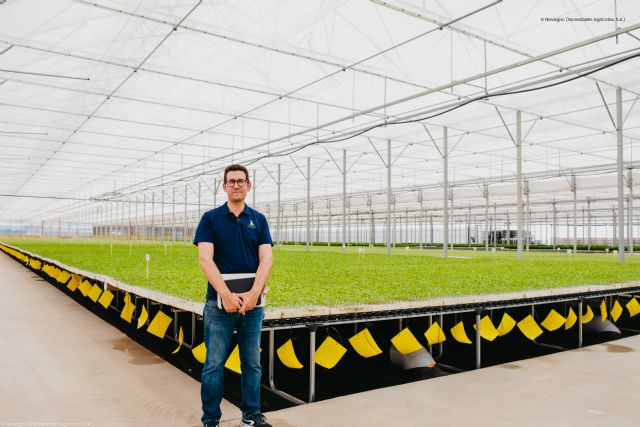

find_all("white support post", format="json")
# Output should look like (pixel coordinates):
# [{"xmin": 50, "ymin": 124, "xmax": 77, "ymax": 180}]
[
  {"xmin": 419, "ymin": 191, "xmax": 424, "ymax": 249},
  {"xmin": 184, "ymin": 184, "xmax": 188, "ymax": 243},
  {"xmin": 617, "ymin": 87, "xmax": 625, "ymax": 262},
  {"xmin": 386, "ymin": 139, "xmax": 392, "ymax": 256},
  {"xmin": 587, "ymin": 198, "xmax": 592, "ymax": 250},
  {"xmin": 443, "ymin": 127, "xmax": 449, "ymax": 258},
  {"xmin": 306, "ymin": 158, "xmax": 311, "ymax": 252},
  {"xmin": 277, "ymin": 164, "xmax": 281, "ymax": 248},
  {"xmin": 483, "ymin": 184, "xmax": 489, "ymax": 251},
  {"xmin": 172, "ymin": 187, "xmax": 176, "ymax": 242},
  {"xmin": 628, "ymin": 169, "xmax": 634, "ymax": 253},
  {"xmin": 571, "ymin": 175, "xmax": 577, "ymax": 253},
  {"xmin": 516, "ymin": 110, "xmax": 523, "ymax": 260}
]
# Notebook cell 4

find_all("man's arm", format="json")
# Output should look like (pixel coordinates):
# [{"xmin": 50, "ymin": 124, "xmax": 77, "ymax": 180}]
[
  {"xmin": 238, "ymin": 243, "xmax": 273, "ymax": 314},
  {"xmin": 197, "ymin": 242, "xmax": 241, "ymax": 313}
]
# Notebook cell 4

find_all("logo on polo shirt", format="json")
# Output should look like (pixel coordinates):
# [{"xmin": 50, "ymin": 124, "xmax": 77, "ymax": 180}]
[{"xmin": 248, "ymin": 220, "xmax": 256, "ymax": 229}]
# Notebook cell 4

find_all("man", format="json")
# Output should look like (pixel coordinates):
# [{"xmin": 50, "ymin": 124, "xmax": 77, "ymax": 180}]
[{"xmin": 194, "ymin": 164, "xmax": 273, "ymax": 427}]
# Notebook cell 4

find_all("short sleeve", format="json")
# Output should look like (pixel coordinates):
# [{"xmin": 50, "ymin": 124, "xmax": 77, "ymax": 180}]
[
  {"xmin": 258, "ymin": 214, "xmax": 273, "ymax": 246},
  {"xmin": 193, "ymin": 212, "xmax": 214, "ymax": 245}
]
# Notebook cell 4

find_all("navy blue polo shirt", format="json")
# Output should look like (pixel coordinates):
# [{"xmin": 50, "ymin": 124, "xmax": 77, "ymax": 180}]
[{"xmin": 193, "ymin": 202, "xmax": 273, "ymax": 301}]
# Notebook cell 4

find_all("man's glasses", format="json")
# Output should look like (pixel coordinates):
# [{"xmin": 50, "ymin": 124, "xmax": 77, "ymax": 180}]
[{"xmin": 225, "ymin": 179, "xmax": 248, "ymax": 187}]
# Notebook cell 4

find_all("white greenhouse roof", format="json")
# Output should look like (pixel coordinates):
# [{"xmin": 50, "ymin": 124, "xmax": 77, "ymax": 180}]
[{"xmin": 0, "ymin": 0, "xmax": 639, "ymax": 222}]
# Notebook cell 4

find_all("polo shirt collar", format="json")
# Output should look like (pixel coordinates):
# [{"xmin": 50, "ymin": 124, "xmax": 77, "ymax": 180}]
[{"xmin": 222, "ymin": 202, "xmax": 251, "ymax": 217}]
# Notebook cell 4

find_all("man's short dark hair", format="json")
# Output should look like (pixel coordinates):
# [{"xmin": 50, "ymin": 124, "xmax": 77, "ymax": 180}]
[{"xmin": 224, "ymin": 164, "xmax": 249, "ymax": 182}]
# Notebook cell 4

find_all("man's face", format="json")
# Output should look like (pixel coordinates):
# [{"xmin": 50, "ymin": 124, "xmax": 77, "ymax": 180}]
[{"xmin": 223, "ymin": 170, "xmax": 251, "ymax": 203}]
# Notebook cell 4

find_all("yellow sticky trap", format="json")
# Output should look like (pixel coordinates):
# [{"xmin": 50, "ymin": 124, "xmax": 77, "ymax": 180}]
[
  {"xmin": 147, "ymin": 311, "xmax": 173, "ymax": 339},
  {"xmin": 120, "ymin": 294, "xmax": 135, "ymax": 323},
  {"xmin": 192, "ymin": 342, "xmax": 206, "ymax": 364},
  {"xmin": 541, "ymin": 309, "xmax": 566, "ymax": 331},
  {"xmin": 611, "ymin": 300, "xmax": 623, "ymax": 322},
  {"xmin": 277, "ymin": 339, "xmax": 304, "ymax": 369},
  {"xmin": 348, "ymin": 328, "xmax": 382, "ymax": 358},
  {"xmin": 225, "ymin": 345, "xmax": 241, "ymax": 373},
  {"xmin": 582, "ymin": 305, "xmax": 594, "ymax": 323},
  {"xmin": 391, "ymin": 328, "xmax": 423, "ymax": 354},
  {"xmin": 600, "ymin": 300, "xmax": 607, "ymax": 322},
  {"xmin": 517, "ymin": 315, "xmax": 543, "ymax": 340},
  {"xmin": 496, "ymin": 313, "xmax": 516, "ymax": 336},
  {"xmin": 315, "ymin": 336, "xmax": 347, "ymax": 369},
  {"xmin": 172, "ymin": 327, "xmax": 184, "ymax": 355},
  {"xmin": 626, "ymin": 297, "xmax": 640, "ymax": 317},
  {"xmin": 424, "ymin": 322, "xmax": 446, "ymax": 345},
  {"xmin": 78, "ymin": 280, "xmax": 92, "ymax": 297},
  {"xmin": 450, "ymin": 321, "xmax": 472, "ymax": 344},
  {"xmin": 56, "ymin": 270, "xmax": 71, "ymax": 284},
  {"xmin": 98, "ymin": 290, "xmax": 114, "ymax": 309},
  {"xmin": 88, "ymin": 284, "xmax": 102, "ymax": 303},
  {"xmin": 66, "ymin": 275, "xmax": 80, "ymax": 292},
  {"xmin": 137, "ymin": 305, "xmax": 149, "ymax": 329},
  {"xmin": 478, "ymin": 316, "xmax": 499, "ymax": 341},
  {"xmin": 565, "ymin": 307, "xmax": 577, "ymax": 329}
]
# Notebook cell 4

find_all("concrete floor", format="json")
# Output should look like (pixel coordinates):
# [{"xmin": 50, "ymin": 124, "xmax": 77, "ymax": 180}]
[
  {"xmin": 0, "ymin": 251, "xmax": 240, "ymax": 427},
  {"xmin": 3, "ymin": 250, "xmax": 640, "ymax": 427},
  {"xmin": 266, "ymin": 334, "xmax": 640, "ymax": 427}
]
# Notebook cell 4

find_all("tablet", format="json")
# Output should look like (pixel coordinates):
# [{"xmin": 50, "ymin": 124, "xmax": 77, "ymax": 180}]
[{"xmin": 218, "ymin": 273, "xmax": 265, "ymax": 310}]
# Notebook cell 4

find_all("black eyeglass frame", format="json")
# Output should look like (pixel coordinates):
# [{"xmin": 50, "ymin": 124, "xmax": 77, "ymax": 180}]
[{"xmin": 224, "ymin": 179, "xmax": 249, "ymax": 187}]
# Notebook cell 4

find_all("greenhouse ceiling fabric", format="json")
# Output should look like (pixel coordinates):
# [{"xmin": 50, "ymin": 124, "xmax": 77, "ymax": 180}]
[{"xmin": 0, "ymin": 1, "xmax": 638, "ymax": 221}]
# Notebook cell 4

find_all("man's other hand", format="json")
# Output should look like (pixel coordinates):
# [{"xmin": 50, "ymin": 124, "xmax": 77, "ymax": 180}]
[
  {"xmin": 221, "ymin": 293, "xmax": 242, "ymax": 313},
  {"xmin": 237, "ymin": 290, "xmax": 259, "ymax": 314}
]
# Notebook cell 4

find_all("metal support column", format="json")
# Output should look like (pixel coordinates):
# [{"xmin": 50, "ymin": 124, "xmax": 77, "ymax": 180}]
[
  {"xmin": 475, "ymin": 310, "xmax": 482, "ymax": 369},
  {"xmin": 184, "ymin": 184, "xmax": 188, "ymax": 243},
  {"xmin": 483, "ymin": 184, "xmax": 489, "ymax": 251},
  {"xmin": 342, "ymin": 149, "xmax": 347, "ymax": 252},
  {"xmin": 277, "ymin": 164, "xmax": 281, "ymax": 248},
  {"xmin": 587, "ymin": 198, "xmax": 592, "ymax": 250},
  {"xmin": 161, "ymin": 190, "xmax": 165, "ymax": 242},
  {"xmin": 171, "ymin": 188, "xmax": 176, "ymax": 241},
  {"xmin": 151, "ymin": 192, "xmax": 155, "ymax": 243},
  {"xmin": 309, "ymin": 328, "xmax": 317, "ymax": 403},
  {"xmin": 516, "ymin": 110, "xmax": 523, "ymax": 260},
  {"xmin": 419, "ymin": 191, "xmax": 424, "ymax": 249},
  {"xmin": 571, "ymin": 175, "xmax": 577, "ymax": 252},
  {"xmin": 386, "ymin": 139, "xmax": 392, "ymax": 256},
  {"xmin": 616, "ymin": 87, "xmax": 625, "ymax": 262},
  {"xmin": 578, "ymin": 299, "xmax": 584, "ymax": 348},
  {"xmin": 443, "ymin": 127, "xmax": 449, "ymax": 258},
  {"xmin": 524, "ymin": 179, "xmax": 530, "ymax": 252},
  {"xmin": 306, "ymin": 157, "xmax": 311, "ymax": 252},
  {"xmin": 613, "ymin": 206, "xmax": 617, "ymax": 247},
  {"xmin": 430, "ymin": 215, "xmax": 433, "ymax": 244},
  {"xmin": 628, "ymin": 169, "xmax": 634, "ymax": 253},
  {"xmin": 552, "ymin": 201, "xmax": 557, "ymax": 249}
]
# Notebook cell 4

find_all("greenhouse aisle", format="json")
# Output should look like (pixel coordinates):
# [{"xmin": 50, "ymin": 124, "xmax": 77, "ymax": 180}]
[
  {"xmin": 0, "ymin": 252, "xmax": 240, "ymax": 427},
  {"xmin": 266, "ymin": 334, "xmax": 640, "ymax": 427}
]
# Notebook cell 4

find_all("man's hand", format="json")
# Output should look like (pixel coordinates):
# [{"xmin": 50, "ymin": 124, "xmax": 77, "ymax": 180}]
[
  {"xmin": 220, "ymin": 292, "xmax": 242, "ymax": 313},
  {"xmin": 237, "ymin": 290, "xmax": 260, "ymax": 314}
]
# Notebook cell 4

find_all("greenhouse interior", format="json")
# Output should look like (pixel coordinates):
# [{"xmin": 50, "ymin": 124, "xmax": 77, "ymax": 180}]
[{"xmin": 1, "ymin": 1, "xmax": 640, "ymax": 426}]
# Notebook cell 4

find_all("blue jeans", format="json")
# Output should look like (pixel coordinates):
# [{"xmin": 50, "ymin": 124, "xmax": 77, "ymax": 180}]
[{"xmin": 201, "ymin": 301, "xmax": 264, "ymax": 423}]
